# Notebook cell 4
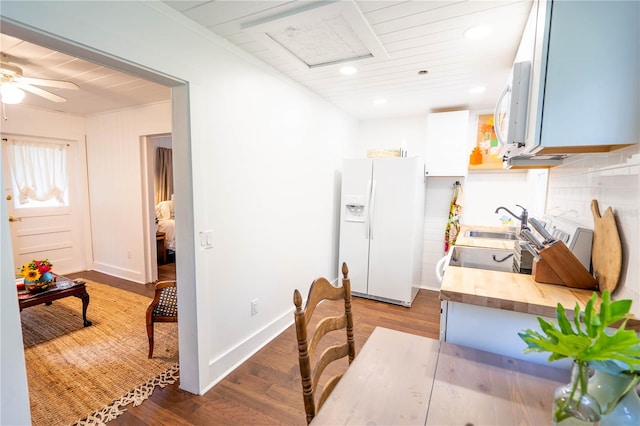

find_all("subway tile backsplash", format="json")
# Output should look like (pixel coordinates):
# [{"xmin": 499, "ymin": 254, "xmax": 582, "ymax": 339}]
[{"xmin": 546, "ymin": 144, "xmax": 639, "ymax": 311}]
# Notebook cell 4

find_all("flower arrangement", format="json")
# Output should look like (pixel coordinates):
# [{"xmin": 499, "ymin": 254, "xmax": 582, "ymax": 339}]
[{"xmin": 19, "ymin": 259, "xmax": 53, "ymax": 282}]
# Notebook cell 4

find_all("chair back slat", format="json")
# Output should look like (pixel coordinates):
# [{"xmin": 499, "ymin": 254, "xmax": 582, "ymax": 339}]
[
  {"xmin": 293, "ymin": 262, "xmax": 355, "ymax": 424},
  {"xmin": 308, "ymin": 315, "xmax": 347, "ymax": 357},
  {"xmin": 311, "ymin": 343, "xmax": 349, "ymax": 393}
]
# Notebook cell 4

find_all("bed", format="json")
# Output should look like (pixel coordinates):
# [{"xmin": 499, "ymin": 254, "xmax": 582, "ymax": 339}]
[{"xmin": 155, "ymin": 200, "xmax": 175, "ymax": 251}]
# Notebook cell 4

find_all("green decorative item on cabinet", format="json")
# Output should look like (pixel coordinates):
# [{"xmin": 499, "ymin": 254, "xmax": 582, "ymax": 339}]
[{"xmin": 518, "ymin": 291, "xmax": 640, "ymax": 425}]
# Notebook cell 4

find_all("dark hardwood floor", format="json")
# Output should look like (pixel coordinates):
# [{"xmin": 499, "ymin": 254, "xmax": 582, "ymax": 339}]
[
  {"xmin": 65, "ymin": 262, "xmax": 177, "ymax": 298},
  {"xmin": 67, "ymin": 264, "xmax": 441, "ymax": 425}
]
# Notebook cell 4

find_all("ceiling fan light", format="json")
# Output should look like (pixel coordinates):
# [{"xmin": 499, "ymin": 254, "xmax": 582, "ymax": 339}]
[{"xmin": 1, "ymin": 83, "xmax": 25, "ymax": 104}]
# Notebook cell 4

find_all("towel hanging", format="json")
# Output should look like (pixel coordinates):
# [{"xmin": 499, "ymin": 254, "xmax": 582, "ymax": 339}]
[{"xmin": 444, "ymin": 181, "xmax": 464, "ymax": 252}]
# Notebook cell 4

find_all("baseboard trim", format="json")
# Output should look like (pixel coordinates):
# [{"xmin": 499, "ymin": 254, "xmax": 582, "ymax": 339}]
[
  {"xmin": 92, "ymin": 261, "xmax": 145, "ymax": 284},
  {"xmin": 202, "ymin": 307, "xmax": 294, "ymax": 394}
]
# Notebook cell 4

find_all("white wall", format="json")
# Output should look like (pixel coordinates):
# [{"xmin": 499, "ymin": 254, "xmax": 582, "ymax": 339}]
[
  {"xmin": 0, "ymin": 3, "xmax": 359, "ymax": 417},
  {"xmin": 546, "ymin": 144, "xmax": 640, "ymax": 316},
  {"xmin": 194, "ymin": 66, "xmax": 355, "ymax": 388},
  {"xmin": 152, "ymin": 135, "xmax": 172, "ymax": 151},
  {"xmin": 463, "ymin": 170, "xmax": 533, "ymax": 225},
  {"xmin": 354, "ymin": 116, "xmax": 427, "ymax": 159},
  {"xmin": 84, "ymin": 102, "xmax": 171, "ymax": 283},
  {"xmin": 0, "ymin": 145, "xmax": 31, "ymax": 426}
]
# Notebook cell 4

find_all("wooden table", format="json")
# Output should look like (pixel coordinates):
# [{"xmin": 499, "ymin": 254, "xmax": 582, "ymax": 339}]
[
  {"xmin": 311, "ymin": 327, "xmax": 568, "ymax": 425},
  {"xmin": 18, "ymin": 277, "xmax": 92, "ymax": 327}
]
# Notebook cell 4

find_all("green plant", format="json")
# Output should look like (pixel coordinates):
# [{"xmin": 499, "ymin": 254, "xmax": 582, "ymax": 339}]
[{"xmin": 518, "ymin": 290, "xmax": 640, "ymax": 422}]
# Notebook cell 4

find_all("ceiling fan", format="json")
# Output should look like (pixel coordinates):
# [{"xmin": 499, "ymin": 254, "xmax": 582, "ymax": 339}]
[{"xmin": 0, "ymin": 54, "xmax": 79, "ymax": 104}]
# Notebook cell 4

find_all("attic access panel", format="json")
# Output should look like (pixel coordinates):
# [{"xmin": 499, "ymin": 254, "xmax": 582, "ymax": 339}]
[{"xmin": 242, "ymin": 1, "xmax": 388, "ymax": 69}]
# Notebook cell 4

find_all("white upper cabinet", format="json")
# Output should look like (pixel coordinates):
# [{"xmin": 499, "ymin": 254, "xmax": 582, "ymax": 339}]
[
  {"xmin": 425, "ymin": 110, "xmax": 470, "ymax": 176},
  {"xmin": 523, "ymin": 0, "xmax": 639, "ymax": 155}
]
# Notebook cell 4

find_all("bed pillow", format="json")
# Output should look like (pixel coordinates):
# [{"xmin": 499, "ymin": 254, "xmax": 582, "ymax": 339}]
[{"xmin": 156, "ymin": 201, "xmax": 173, "ymax": 220}]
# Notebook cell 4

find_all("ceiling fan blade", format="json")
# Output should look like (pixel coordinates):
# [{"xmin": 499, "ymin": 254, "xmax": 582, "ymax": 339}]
[
  {"xmin": 16, "ymin": 82, "xmax": 67, "ymax": 103},
  {"xmin": 19, "ymin": 77, "xmax": 79, "ymax": 90}
]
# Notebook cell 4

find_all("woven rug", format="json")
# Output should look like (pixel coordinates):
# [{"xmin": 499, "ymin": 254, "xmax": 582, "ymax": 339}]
[{"xmin": 21, "ymin": 279, "xmax": 179, "ymax": 425}]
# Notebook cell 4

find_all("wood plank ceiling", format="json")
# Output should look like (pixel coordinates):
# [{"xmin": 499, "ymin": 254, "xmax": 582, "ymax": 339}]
[
  {"xmin": 0, "ymin": 0, "xmax": 532, "ymax": 120},
  {"xmin": 165, "ymin": 0, "xmax": 533, "ymax": 119},
  {"xmin": 0, "ymin": 33, "xmax": 171, "ymax": 116}
]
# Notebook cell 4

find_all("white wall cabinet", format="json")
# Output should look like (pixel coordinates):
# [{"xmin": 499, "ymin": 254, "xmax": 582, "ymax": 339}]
[
  {"xmin": 425, "ymin": 110, "xmax": 470, "ymax": 176},
  {"xmin": 523, "ymin": 0, "xmax": 639, "ymax": 155}
]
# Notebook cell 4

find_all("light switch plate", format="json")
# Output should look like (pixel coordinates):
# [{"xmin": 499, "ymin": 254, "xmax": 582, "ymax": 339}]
[{"xmin": 200, "ymin": 230, "xmax": 213, "ymax": 249}]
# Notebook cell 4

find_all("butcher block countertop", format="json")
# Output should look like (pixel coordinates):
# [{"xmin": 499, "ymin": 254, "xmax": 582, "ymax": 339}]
[{"xmin": 442, "ymin": 225, "xmax": 640, "ymax": 331}]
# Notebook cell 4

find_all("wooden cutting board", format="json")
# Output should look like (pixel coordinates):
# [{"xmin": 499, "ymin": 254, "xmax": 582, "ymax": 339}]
[{"xmin": 591, "ymin": 199, "xmax": 622, "ymax": 292}]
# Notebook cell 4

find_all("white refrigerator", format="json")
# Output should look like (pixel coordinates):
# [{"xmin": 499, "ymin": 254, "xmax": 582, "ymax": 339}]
[{"xmin": 338, "ymin": 157, "xmax": 425, "ymax": 306}]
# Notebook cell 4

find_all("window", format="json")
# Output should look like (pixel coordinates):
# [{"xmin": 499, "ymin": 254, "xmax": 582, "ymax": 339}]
[{"xmin": 5, "ymin": 137, "xmax": 69, "ymax": 208}]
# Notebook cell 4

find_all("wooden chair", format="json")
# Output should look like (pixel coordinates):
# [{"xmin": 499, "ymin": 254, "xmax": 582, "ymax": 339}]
[
  {"xmin": 146, "ymin": 280, "xmax": 178, "ymax": 358},
  {"xmin": 293, "ymin": 262, "xmax": 356, "ymax": 424}
]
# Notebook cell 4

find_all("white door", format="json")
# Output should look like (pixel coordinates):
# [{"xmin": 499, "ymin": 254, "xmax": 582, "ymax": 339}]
[
  {"xmin": 338, "ymin": 158, "xmax": 373, "ymax": 295},
  {"xmin": 2, "ymin": 135, "xmax": 85, "ymax": 276},
  {"xmin": 367, "ymin": 157, "xmax": 419, "ymax": 302}
]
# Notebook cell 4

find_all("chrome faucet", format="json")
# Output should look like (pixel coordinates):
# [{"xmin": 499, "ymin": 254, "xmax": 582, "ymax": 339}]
[{"xmin": 495, "ymin": 204, "xmax": 528, "ymax": 229}]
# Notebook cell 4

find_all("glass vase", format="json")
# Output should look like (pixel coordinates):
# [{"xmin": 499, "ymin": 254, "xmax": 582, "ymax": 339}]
[
  {"xmin": 552, "ymin": 361, "xmax": 601, "ymax": 425},
  {"xmin": 588, "ymin": 369, "xmax": 640, "ymax": 426}
]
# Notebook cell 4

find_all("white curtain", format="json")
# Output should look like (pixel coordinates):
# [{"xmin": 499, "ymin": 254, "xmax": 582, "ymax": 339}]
[{"xmin": 6, "ymin": 138, "xmax": 69, "ymax": 204}]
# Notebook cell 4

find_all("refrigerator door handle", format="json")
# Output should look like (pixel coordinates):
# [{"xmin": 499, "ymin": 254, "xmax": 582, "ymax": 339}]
[
  {"xmin": 369, "ymin": 180, "xmax": 377, "ymax": 240},
  {"xmin": 364, "ymin": 179, "xmax": 372, "ymax": 239}
]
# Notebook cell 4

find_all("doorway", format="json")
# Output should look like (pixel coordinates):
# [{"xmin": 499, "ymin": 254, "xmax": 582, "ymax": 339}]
[
  {"xmin": 143, "ymin": 134, "xmax": 175, "ymax": 283},
  {"xmin": 0, "ymin": 21, "xmax": 199, "ymax": 399}
]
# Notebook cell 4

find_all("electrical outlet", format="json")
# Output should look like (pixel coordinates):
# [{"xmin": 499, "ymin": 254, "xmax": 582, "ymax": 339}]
[
  {"xmin": 251, "ymin": 299, "xmax": 258, "ymax": 316},
  {"xmin": 127, "ymin": 250, "xmax": 132, "ymax": 259}
]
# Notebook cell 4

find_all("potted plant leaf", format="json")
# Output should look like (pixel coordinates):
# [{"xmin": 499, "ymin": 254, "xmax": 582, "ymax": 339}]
[{"xmin": 518, "ymin": 290, "xmax": 640, "ymax": 425}]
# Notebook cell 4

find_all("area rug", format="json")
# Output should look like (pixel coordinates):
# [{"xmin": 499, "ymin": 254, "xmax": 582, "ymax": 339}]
[{"xmin": 21, "ymin": 279, "xmax": 179, "ymax": 426}]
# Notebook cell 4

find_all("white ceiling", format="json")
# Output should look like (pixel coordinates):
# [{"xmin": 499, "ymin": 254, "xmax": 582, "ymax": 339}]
[
  {"xmin": 0, "ymin": 0, "xmax": 533, "ymax": 120},
  {"xmin": 0, "ymin": 33, "xmax": 171, "ymax": 116}
]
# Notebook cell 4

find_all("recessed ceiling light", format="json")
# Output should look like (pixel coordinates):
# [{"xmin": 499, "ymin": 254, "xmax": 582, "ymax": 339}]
[
  {"xmin": 340, "ymin": 66, "xmax": 358, "ymax": 75},
  {"xmin": 468, "ymin": 86, "xmax": 486, "ymax": 94},
  {"xmin": 464, "ymin": 26, "xmax": 492, "ymax": 40},
  {"xmin": 373, "ymin": 98, "xmax": 387, "ymax": 105}
]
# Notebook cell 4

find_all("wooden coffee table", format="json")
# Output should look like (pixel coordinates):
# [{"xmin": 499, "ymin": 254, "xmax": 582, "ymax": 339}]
[{"xmin": 18, "ymin": 276, "xmax": 92, "ymax": 327}]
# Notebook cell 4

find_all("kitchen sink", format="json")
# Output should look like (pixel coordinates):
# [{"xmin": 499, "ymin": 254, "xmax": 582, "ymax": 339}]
[
  {"xmin": 448, "ymin": 246, "xmax": 515, "ymax": 272},
  {"xmin": 465, "ymin": 230, "xmax": 519, "ymax": 240}
]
